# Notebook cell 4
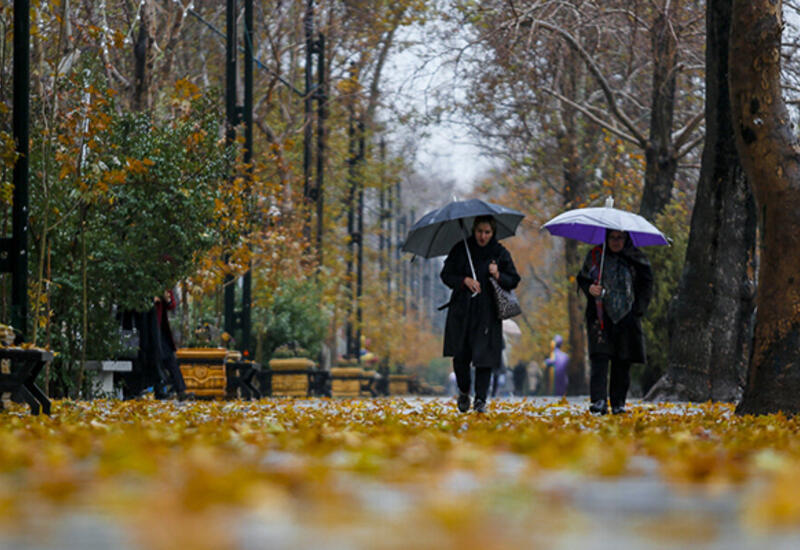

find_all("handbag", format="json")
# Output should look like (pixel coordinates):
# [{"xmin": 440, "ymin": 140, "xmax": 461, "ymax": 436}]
[{"xmin": 489, "ymin": 276, "xmax": 522, "ymax": 320}]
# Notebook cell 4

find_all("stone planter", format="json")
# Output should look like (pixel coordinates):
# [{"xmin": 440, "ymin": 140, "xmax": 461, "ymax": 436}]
[
  {"xmin": 176, "ymin": 348, "xmax": 229, "ymax": 399},
  {"xmin": 388, "ymin": 374, "xmax": 410, "ymax": 395},
  {"xmin": 268, "ymin": 357, "xmax": 315, "ymax": 397},
  {"xmin": 329, "ymin": 367, "xmax": 364, "ymax": 398}
]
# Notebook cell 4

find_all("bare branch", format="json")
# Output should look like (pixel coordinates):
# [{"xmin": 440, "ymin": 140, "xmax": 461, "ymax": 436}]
[
  {"xmin": 517, "ymin": 17, "xmax": 648, "ymax": 144},
  {"xmin": 672, "ymin": 109, "xmax": 704, "ymax": 148},
  {"xmin": 541, "ymin": 87, "xmax": 641, "ymax": 145}
]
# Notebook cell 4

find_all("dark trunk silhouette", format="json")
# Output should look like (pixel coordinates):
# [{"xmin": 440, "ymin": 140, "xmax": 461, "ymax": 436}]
[
  {"xmin": 647, "ymin": 0, "xmax": 757, "ymax": 403},
  {"xmin": 640, "ymin": 10, "xmax": 680, "ymax": 220}
]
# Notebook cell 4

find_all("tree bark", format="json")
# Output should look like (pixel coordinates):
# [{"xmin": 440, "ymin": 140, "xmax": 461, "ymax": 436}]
[
  {"xmin": 132, "ymin": 1, "xmax": 152, "ymax": 112},
  {"xmin": 731, "ymin": 0, "xmax": 800, "ymax": 415},
  {"xmin": 640, "ymin": 8, "xmax": 680, "ymax": 220},
  {"xmin": 558, "ymin": 57, "xmax": 589, "ymax": 395},
  {"xmin": 646, "ymin": 0, "xmax": 757, "ymax": 404}
]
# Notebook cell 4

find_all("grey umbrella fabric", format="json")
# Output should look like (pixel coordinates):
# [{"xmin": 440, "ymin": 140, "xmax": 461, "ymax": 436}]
[{"xmin": 401, "ymin": 199, "xmax": 525, "ymax": 258}]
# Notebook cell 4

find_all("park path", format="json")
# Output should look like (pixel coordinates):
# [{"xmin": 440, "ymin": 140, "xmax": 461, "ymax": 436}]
[{"xmin": 1, "ymin": 396, "xmax": 799, "ymax": 550}]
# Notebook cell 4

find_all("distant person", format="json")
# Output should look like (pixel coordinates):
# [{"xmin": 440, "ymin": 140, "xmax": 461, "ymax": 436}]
[
  {"xmin": 512, "ymin": 361, "xmax": 529, "ymax": 396},
  {"xmin": 153, "ymin": 289, "xmax": 186, "ymax": 399},
  {"xmin": 544, "ymin": 335, "xmax": 569, "ymax": 397},
  {"xmin": 490, "ymin": 364, "xmax": 508, "ymax": 397},
  {"xmin": 441, "ymin": 216, "xmax": 521, "ymax": 413},
  {"xmin": 119, "ymin": 289, "xmax": 186, "ymax": 400},
  {"xmin": 577, "ymin": 230, "xmax": 653, "ymax": 415}
]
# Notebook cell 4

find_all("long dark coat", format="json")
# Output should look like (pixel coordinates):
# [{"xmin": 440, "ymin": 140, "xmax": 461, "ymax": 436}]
[
  {"xmin": 577, "ymin": 239, "xmax": 653, "ymax": 363},
  {"xmin": 441, "ymin": 236, "xmax": 520, "ymax": 368}
]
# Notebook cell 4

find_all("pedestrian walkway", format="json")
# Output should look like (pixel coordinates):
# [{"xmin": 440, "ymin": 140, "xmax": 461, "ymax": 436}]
[{"xmin": 1, "ymin": 396, "xmax": 798, "ymax": 550}]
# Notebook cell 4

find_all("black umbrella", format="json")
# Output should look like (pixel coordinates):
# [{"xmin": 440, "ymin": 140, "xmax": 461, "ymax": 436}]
[{"xmin": 401, "ymin": 198, "xmax": 524, "ymax": 280}]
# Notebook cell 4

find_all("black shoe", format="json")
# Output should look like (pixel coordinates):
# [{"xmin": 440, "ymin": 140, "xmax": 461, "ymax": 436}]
[
  {"xmin": 589, "ymin": 400, "xmax": 608, "ymax": 415},
  {"xmin": 611, "ymin": 405, "xmax": 627, "ymax": 415},
  {"xmin": 473, "ymin": 399, "xmax": 487, "ymax": 413},
  {"xmin": 457, "ymin": 392, "xmax": 471, "ymax": 413}
]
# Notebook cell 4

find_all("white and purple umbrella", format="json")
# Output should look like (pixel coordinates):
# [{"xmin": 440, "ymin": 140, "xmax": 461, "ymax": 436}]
[
  {"xmin": 542, "ymin": 197, "xmax": 668, "ymax": 329},
  {"xmin": 541, "ymin": 198, "xmax": 669, "ymax": 247}
]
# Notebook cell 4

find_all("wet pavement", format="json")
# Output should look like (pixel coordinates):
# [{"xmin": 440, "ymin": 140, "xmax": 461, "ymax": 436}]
[{"xmin": 2, "ymin": 396, "xmax": 799, "ymax": 550}]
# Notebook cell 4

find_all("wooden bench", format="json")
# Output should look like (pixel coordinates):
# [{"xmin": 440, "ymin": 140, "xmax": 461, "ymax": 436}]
[{"xmin": 0, "ymin": 347, "xmax": 53, "ymax": 415}]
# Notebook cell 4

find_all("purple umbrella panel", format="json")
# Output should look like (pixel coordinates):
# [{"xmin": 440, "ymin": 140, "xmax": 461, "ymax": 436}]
[{"xmin": 541, "ymin": 206, "xmax": 669, "ymax": 247}]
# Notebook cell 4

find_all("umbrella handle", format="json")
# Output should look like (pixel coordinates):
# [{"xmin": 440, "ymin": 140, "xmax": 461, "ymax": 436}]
[{"xmin": 459, "ymin": 219, "xmax": 479, "ymax": 298}]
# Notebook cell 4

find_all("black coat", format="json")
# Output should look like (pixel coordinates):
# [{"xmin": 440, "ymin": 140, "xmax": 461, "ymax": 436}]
[
  {"xmin": 577, "ymin": 240, "xmax": 653, "ymax": 363},
  {"xmin": 441, "ymin": 236, "xmax": 520, "ymax": 367}
]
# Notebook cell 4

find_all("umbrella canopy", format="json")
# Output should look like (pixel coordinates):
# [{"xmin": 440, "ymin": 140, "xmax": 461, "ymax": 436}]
[
  {"xmin": 402, "ymin": 198, "xmax": 525, "ymax": 258},
  {"xmin": 541, "ymin": 200, "xmax": 669, "ymax": 247}
]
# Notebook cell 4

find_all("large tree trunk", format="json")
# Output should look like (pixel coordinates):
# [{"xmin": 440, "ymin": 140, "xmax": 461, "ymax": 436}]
[
  {"xmin": 647, "ymin": 0, "xmax": 757, "ymax": 403},
  {"xmin": 731, "ymin": 0, "xmax": 800, "ymax": 415},
  {"xmin": 557, "ymin": 52, "xmax": 589, "ymax": 396},
  {"xmin": 640, "ymin": 7, "xmax": 680, "ymax": 220}
]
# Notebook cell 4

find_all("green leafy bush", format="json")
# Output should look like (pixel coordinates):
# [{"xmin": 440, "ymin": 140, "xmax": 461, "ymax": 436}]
[
  {"xmin": 258, "ymin": 279, "xmax": 329, "ymax": 363},
  {"xmin": 26, "ymin": 79, "xmax": 232, "ymax": 396}
]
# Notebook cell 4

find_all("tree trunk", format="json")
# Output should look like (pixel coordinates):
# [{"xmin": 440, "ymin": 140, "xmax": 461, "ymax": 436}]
[
  {"xmin": 640, "ymin": 8, "xmax": 679, "ymax": 220},
  {"xmin": 132, "ymin": 1, "xmax": 152, "ymax": 112},
  {"xmin": 731, "ymin": 0, "xmax": 800, "ymax": 415},
  {"xmin": 559, "ymin": 133, "xmax": 588, "ymax": 395},
  {"xmin": 565, "ymin": 238, "xmax": 587, "ymax": 394},
  {"xmin": 557, "ymin": 52, "xmax": 589, "ymax": 395},
  {"xmin": 647, "ymin": 0, "xmax": 757, "ymax": 404}
]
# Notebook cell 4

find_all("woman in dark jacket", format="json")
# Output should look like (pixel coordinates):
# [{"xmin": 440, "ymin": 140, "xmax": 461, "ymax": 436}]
[
  {"xmin": 577, "ymin": 230, "xmax": 653, "ymax": 415},
  {"xmin": 441, "ymin": 216, "xmax": 521, "ymax": 413}
]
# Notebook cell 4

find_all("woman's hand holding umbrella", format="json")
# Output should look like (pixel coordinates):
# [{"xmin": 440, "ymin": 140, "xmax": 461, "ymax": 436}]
[{"xmin": 464, "ymin": 277, "xmax": 481, "ymax": 294}]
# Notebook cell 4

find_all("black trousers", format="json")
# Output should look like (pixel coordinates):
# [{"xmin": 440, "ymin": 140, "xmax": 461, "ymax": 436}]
[
  {"xmin": 589, "ymin": 355, "xmax": 631, "ymax": 407},
  {"xmin": 453, "ymin": 352, "xmax": 492, "ymax": 401},
  {"xmin": 158, "ymin": 331, "xmax": 186, "ymax": 396}
]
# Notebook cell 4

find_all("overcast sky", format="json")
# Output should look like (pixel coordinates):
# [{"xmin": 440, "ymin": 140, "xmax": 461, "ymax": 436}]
[{"xmin": 382, "ymin": 24, "xmax": 496, "ymax": 196}]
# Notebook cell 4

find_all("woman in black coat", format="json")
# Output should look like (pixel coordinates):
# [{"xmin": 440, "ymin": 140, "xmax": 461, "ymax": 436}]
[
  {"xmin": 441, "ymin": 216, "xmax": 521, "ymax": 413},
  {"xmin": 577, "ymin": 230, "xmax": 653, "ymax": 415}
]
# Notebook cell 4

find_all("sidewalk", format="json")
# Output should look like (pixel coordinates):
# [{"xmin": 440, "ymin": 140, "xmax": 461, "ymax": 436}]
[{"xmin": 1, "ymin": 396, "xmax": 798, "ymax": 550}]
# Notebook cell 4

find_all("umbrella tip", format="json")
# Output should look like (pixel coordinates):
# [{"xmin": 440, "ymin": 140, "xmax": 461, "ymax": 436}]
[{"xmin": 605, "ymin": 196, "xmax": 614, "ymax": 208}]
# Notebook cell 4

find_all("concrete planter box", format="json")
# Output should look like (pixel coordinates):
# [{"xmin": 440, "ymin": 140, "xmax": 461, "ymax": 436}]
[
  {"xmin": 268, "ymin": 357, "xmax": 315, "ymax": 397},
  {"xmin": 176, "ymin": 348, "xmax": 229, "ymax": 399}
]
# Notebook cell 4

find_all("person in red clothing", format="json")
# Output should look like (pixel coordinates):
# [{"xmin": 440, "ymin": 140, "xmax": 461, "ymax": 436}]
[{"xmin": 153, "ymin": 289, "xmax": 187, "ymax": 399}]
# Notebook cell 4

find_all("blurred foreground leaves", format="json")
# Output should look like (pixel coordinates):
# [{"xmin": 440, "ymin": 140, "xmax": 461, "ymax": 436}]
[{"xmin": 1, "ymin": 398, "xmax": 800, "ymax": 548}]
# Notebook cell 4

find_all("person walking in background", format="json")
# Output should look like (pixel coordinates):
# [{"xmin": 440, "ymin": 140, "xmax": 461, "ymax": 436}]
[
  {"xmin": 441, "ymin": 215, "xmax": 521, "ymax": 413},
  {"xmin": 512, "ymin": 361, "xmax": 529, "ymax": 396},
  {"xmin": 577, "ymin": 230, "xmax": 653, "ymax": 415},
  {"xmin": 153, "ymin": 289, "xmax": 187, "ymax": 399},
  {"xmin": 544, "ymin": 334, "xmax": 569, "ymax": 397}
]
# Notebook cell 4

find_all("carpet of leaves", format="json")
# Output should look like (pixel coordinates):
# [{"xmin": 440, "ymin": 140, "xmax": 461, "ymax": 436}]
[{"xmin": 2, "ymin": 397, "xmax": 800, "ymax": 549}]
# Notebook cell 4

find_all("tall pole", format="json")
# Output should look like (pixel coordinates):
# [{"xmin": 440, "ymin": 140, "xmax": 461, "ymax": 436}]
[
  {"xmin": 224, "ymin": 0, "xmax": 237, "ymax": 339},
  {"xmin": 302, "ymin": 0, "xmax": 314, "ymax": 242},
  {"xmin": 345, "ymin": 107, "xmax": 356, "ymax": 359},
  {"xmin": 400, "ymin": 214, "xmax": 407, "ymax": 316},
  {"xmin": 12, "ymin": 0, "xmax": 30, "ymax": 338},
  {"xmin": 241, "ymin": 0, "xmax": 253, "ymax": 355},
  {"xmin": 355, "ymin": 121, "xmax": 365, "ymax": 364},
  {"xmin": 378, "ymin": 140, "xmax": 385, "ymax": 281},
  {"xmin": 315, "ymin": 33, "xmax": 326, "ymax": 267}
]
